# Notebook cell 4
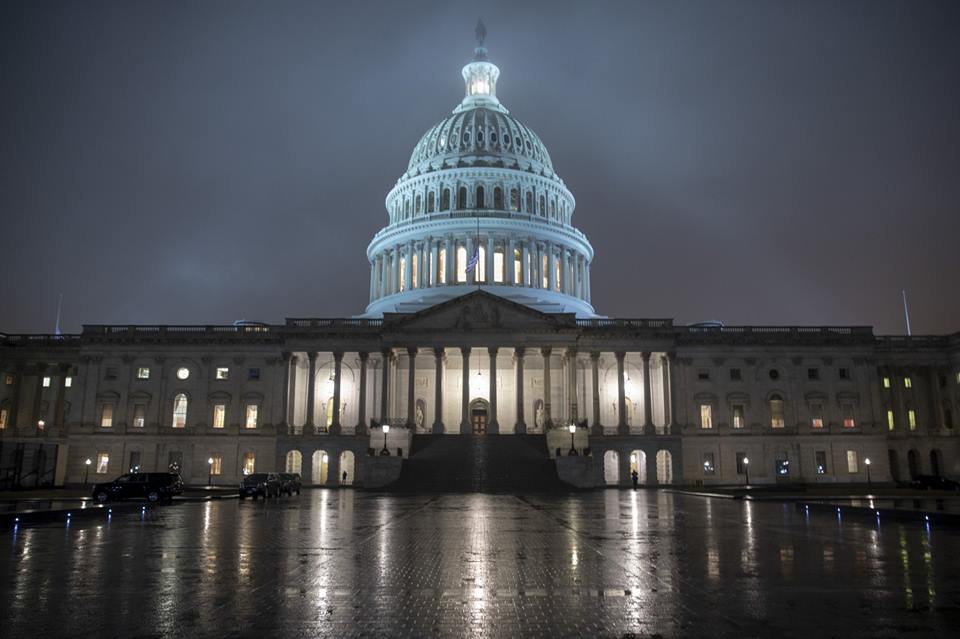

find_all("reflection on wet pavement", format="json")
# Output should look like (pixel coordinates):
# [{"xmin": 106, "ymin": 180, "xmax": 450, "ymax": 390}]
[{"xmin": 2, "ymin": 490, "xmax": 958, "ymax": 638}]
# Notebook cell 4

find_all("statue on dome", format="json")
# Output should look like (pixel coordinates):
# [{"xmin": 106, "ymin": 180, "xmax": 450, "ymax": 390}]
[{"xmin": 475, "ymin": 20, "xmax": 486, "ymax": 47}]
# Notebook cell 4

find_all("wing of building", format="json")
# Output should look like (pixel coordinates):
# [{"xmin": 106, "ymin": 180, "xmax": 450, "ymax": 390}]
[{"xmin": 2, "ymin": 32, "xmax": 958, "ymax": 490}]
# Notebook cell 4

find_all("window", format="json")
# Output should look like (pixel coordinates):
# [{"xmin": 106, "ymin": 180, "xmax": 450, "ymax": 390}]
[
  {"xmin": 476, "ymin": 185, "xmax": 485, "ymax": 208},
  {"xmin": 846, "ymin": 450, "xmax": 859, "ymax": 474},
  {"xmin": 0, "ymin": 408, "xmax": 7, "ymax": 429},
  {"xmin": 841, "ymin": 404, "xmax": 855, "ymax": 428},
  {"xmin": 887, "ymin": 409, "xmax": 895, "ymax": 431},
  {"xmin": 427, "ymin": 192, "xmax": 435, "ymax": 213},
  {"xmin": 807, "ymin": 368, "xmax": 819, "ymax": 381},
  {"xmin": 100, "ymin": 404, "xmax": 114, "ymax": 428},
  {"xmin": 132, "ymin": 404, "xmax": 146, "ymax": 428},
  {"xmin": 493, "ymin": 186, "xmax": 503, "ymax": 209},
  {"xmin": 903, "ymin": 377, "xmax": 912, "ymax": 389},
  {"xmin": 137, "ymin": 367, "xmax": 150, "ymax": 379},
  {"xmin": 810, "ymin": 403, "xmax": 824, "ymax": 429},
  {"xmin": 956, "ymin": 372, "xmax": 960, "ymax": 385},
  {"xmin": 128, "ymin": 451, "xmax": 141, "ymax": 473},
  {"xmin": 882, "ymin": 377, "xmax": 891, "ymax": 389},
  {"xmin": 838, "ymin": 368, "xmax": 850, "ymax": 380},
  {"xmin": 735, "ymin": 452, "xmax": 748, "ymax": 475},
  {"xmin": 398, "ymin": 256, "xmax": 406, "ymax": 291},
  {"xmin": 510, "ymin": 188, "xmax": 519, "ymax": 211},
  {"xmin": 105, "ymin": 368, "xmax": 118, "ymax": 380},
  {"xmin": 908, "ymin": 409, "xmax": 917, "ymax": 431},
  {"xmin": 415, "ymin": 194, "xmax": 422, "ymax": 215},
  {"xmin": 525, "ymin": 192, "xmax": 533, "ymax": 213},
  {"xmin": 457, "ymin": 246, "xmax": 467, "ymax": 283},
  {"xmin": 514, "ymin": 249, "xmax": 522, "ymax": 284},
  {"xmin": 944, "ymin": 407, "xmax": 953, "ymax": 429},
  {"xmin": 176, "ymin": 367, "xmax": 190, "ymax": 380},
  {"xmin": 702, "ymin": 452, "xmax": 715, "ymax": 475},
  {"xmin": 209, "ymin": 454, "xmax": 223, "ymax": 475},
  {"xmin": 172, "ymin": 393, "xmax": 188, "ymax": 429},
  {"xmin": 245, "ymin": 404, "xmax": 258, "ymax": 429},
  {"xmin": 732, "ymin": 404, "xmax": 745, "ymax": 429},
  {"xmin": 438, "ymin": 247, "xmax": 446, "ymax": 284},
  {"xmin": 815, "ymin": 450, "xmax": 828, "ymax": 475},
  {"xmin": 248, "ymin": 368, "xmax": 260, "ymax": 381},
  {"xmin": 65, "ymin": 376, "xmax": 72, "ymax": 387},
  {"xmin": 42, "ymin": 376, "xmax": 51, "ymax": 387},
  {"xmin": 441, "ymin": 188, "xmax": 450, "ymax": 210},
  {"xmin": 541, "ymin": 254, "xmax": 548, "ymax": 288},
  {"xmin": 242, "ymin": 452, "xmax": 256, "ymax": 475},
  {"xmin": 769, "ymin": 369, "xmax": 780, "ymax": 380},
  {"xmin": 3, "ymin": 375, "xmax": 12, "ymax": 385},
  {"xmin": 729, "ymin": 368, "xmax": 741, "ymax": 381},
  {"xmin": 216, "ymin": 367, "xmax": 229, "ymax": 380},
  {"xmin": 697, "ymin": 369, "xmax": 710, "ymax": 381},
  {"xmin": 96, "ymin": 453, "xmax": 109, "ymax": 474},
  {"xmin": 213, "ymin": 404, "xmax": 226, "ymax": 429},
  {"xmin": 699, "ymin": 404, "xmax": 713, "ymax": 429},
  {"xmin": 769, "ymin": 395, "xmax": 785, "ymax": 428},
  {"xmin": 457, "ymin": 187, "xmax": 468, "ymax": 209},
  {"xmin": 493, "ymin": 250, "xmax": 504, "ymax": 283}
]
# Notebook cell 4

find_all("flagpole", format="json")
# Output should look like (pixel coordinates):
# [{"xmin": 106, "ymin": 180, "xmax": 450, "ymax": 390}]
[{"xmin": 902, "ymin": 290, "xmax": 912, "ymax": 336}]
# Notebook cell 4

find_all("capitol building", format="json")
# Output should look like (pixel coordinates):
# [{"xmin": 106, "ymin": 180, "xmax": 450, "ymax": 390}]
[{"xmin": 1, "ymin": 30, "xmax": 958, "ymax": 491}]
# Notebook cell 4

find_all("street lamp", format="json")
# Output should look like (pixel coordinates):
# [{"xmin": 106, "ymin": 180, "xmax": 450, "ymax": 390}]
[
  {"xmin": 207, "ymin": 457, "xmax": 214, "ymax": 486},
  {"xmin": 865, "ymin": 457, "xmax": 872, "ymax": 488},
  {"xmin": 37, "ymin": 419, "xmax": 45, "ymax": 431},
  {"xmin": 743, "ymin": 456, "xmax": 750, "ymax": 486},
  {"xmin": 568, "ymin": 422, "xmax": 578, "ymax": 456},
  {"xmin": 381, "ymin": 423, "xmax": 390, "ymax": 456},
  {"xmin": 84, "ymin": 458, "xmax": 92, "ymax": 485}
]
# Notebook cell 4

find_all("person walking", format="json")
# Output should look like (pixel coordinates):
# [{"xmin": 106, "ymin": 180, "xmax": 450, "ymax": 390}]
[
  {"xmin": 341, "ymin": 470, "xmax": 348, "ymax": 485},
  {"xmin": 631, "ymin": 469, "xmax": 639, "ymax": 490}
]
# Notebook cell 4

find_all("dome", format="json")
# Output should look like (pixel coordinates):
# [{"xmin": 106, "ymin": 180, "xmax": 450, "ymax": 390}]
[{"xmin": 406, "ymin": 108, "xmax": 555, "ymax": 178}]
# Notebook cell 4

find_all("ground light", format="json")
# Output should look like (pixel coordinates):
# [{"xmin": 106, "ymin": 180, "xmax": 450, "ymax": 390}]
[
  {"xmin": 381, "ymin": 424, "xmax": 390, "ymax": 455},
  {"xmin": 568, "ymin": 422, "xmax": 578, "ymax": 456}
]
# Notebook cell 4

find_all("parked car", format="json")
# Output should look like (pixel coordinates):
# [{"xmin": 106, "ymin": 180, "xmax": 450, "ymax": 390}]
[
  {"xmin": 278, "ymin": 473, "xmax": 302, "ymax": 495},
  {"xmin": 92, "ymin": 472, "xmax": 183, "ymax": 503},
  {"xmin": 909, "ymin": 475, "xmax": 960, "ymax": 491},
  {"xmin": 239, "ymin": 473, "xmax": 282, "ymax": 499}
]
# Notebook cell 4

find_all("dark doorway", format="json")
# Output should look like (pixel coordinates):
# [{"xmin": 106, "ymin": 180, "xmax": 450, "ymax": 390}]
[
  {"xmin": 888, "ymin": 449, "xmax": 900, "ymax": 482},
  {"xmin": 470, "ymin": 398, "xmax": 489, "ymax": 435},
  {"xmin": 907, "ymin": 449, "xmax": 919, "ymax": 479},
  {"xmin": 930, "ymin": 449, "xmax": 943, "ymax": 476}
]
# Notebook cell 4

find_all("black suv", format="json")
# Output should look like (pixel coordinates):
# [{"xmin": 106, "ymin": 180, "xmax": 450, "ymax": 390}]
[
  {"xmin": 239, "ymin": 473, "xmax": 282, "ymax": 499},
  {"xmin": 92, "ymin": 472, "xmax": 183, "ymax": 503},
  {"xmin": 279, "ymin": 473, "xmax": 302, "ymax": 496}
]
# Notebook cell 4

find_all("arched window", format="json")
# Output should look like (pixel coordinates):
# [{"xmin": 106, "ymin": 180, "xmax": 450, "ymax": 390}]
[
  {"xmin": 457, "ymin": 187, "xmax": 467, "ymax": 209},
  {"xmin": 415, "ymin": 194, "xmax": 422, "ymax": 215},
  {"xmin": 539, "ymin": 195, "xmax": 545, "ymax": 216},
  {"xmin": 477, "ymin": 245, "xmax": 486, "ymax": 282},
  {"xmin": 493, "ymin": 187, "xmax": 504, "ymax": 210},
  {"xmin": 441, "ymin": 188, "xmax": 450, "ymax": 210},
  {"xmin": 550, "ymin": 199, "xmax": 556, "ymax": 217},
  {"xmin": 172, "ymin": 393, "xmax": 188, "ymax": 429},
  {"xmin": 456, "ymin": 246, "xmax": 467, "ymax": 283},
  {"xmin": 603, "ymin": 450, "xmax": 619, "ymax": 485},
  {"xmin": 769, "ymin": 394, "xmax": 785, "ymax": 428},
  {"xmin": 404, "ymin": 199, "xmax": 410, "ymax": 218},
  {"xmin": 427, "ymin": 192, "xmax": 435, "ymax": 213},
  {"xmin": 525, "ymin": 191, "xmax": 533, "ymax": 213},
  {"xmin": 476, "ymin": 185, "xmax": 485, "ymax": 209},
  {"xmin": 510, "ymin": 188, "xmax": 519, "ymax": 212}
]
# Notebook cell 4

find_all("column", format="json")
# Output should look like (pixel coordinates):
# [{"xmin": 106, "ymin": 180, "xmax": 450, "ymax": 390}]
[
  {"xmin": 465, "ymin": 236, "xmax": 475, "ymax": 285},
  {"xmin": 369, "ymin": 260, "xmax": 376, "ymax": 301},
  {"xmin": 485, "ymin": 236, "xmax": 494, "ymax": 284},
  {"xmin": 445, "ymin": 236, "xmax": 454, "ymax": 285},
  {"xmin": 488, "ymin": 347, "xmax": 499, "ymax": 434},
  {"xmin": 928, "ymin": 367, "xmax": 943, "ymax": 432},
  {"xmin": 560, "ymin": 247, "xmax": 569, "ymax": 294},
  {"xmin": 419, "ymin": 242, "xmax": 427, "ymax": 288},
  {"xmin": 279, "ymin": 352, "xmax": 292, "ymax": 429},
  {"xmin": 404, "ymin": 241, "xmax": 413, "ymax": 291},
  {"xmin": 541, "ymin": 347, "xmax": 552, "ymax": 428},
  {"xmin": 642, "ymin": 352, "xmax": 654, "ymax": 435},
  {"xmin": 661, "ymin": 355, "xmax": 672, "ymax": 433},
  {"xmin": 515, "ymin": 347, "xmax": 526, "ymax": 433},
  {"xmin": 53, "ymin": 363, "xmax": 69, "ymax": 428},
  {"xmin": 31, "ymin": 363, "xmax": 47, "ymax": 428},
  {"xmin": 305, "ymin": 352, "xmax": 317, "ymax": 434},
  {"xmin": 590, "ymin": 352, "xmax": 601, "ymax": 435},
  {"xmin": 460, "ymin": 347, "xmax": 471, "ymax": 434},
  {"xmin": 287, "ymin": 355, "xmax": 299, "ymax": 433},
  {"xmin": 521, "ymin": 241, "xmax": 530, "ymax": 287},
  {"xmin": 567, "ymin": 348, "xmax": 578, "ymax": 422},
  {"xmin": 357, "ymin": 352, "xmax": 368, "ymax": 435},
  {"xmin": 430, "ymin": 239, "xmax": 439, "ymax": 287},
  {"xmin": 379, "ymin": 349, "xmax": 391, "ymax": 424},
  {"xmin": 506, "ymin": 237, "xmax": 516, "ymax": 285},
  {"xmin": 433, "ymin": 348, "xmax": 444, "ymax": 433},
  {"xmin": 585, "ymin": 262, "xmax": 592, "ymax": 302},
  {"xmin": 547, "ymin": 242, "xmax": 557, "ymax": 291},
  {"xmin": 406, "ymin": 347, "xmax": 417, "ymax": 428},
  {"xmin": 616, "ymin": 351, "xmax": 627, "ymax": 435},
  {"xmin": 577, "ymin": 256, "xmax": 585, "ymax": 298}
]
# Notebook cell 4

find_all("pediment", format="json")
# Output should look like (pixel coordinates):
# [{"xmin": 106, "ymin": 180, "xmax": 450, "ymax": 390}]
[{"xmin": 383, "ymin": 290, "xmax": 576, "ymax": 333}]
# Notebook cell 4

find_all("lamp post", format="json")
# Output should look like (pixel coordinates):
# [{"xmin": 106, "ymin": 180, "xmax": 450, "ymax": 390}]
[
  {"xmin": 207, "ymin": 457, "xmax": 214, "ymax": 486},
  {"xmin": 743, "ymin": 456, "xmax": 750, "ymax": 487},
  {"xmin": 381, "ymin": 423, "xmax": 390, "ymax": 455},
  {"xmin": 84, "ymin": 458, "xmax": 92, "ymax": 486},
  {"xmin": 865, "ymin": 457, "xmax": 872, "ymax": 488},
  {"xmin": 568, "ymin": 422, "xmax": 578, "ymax": 456}
]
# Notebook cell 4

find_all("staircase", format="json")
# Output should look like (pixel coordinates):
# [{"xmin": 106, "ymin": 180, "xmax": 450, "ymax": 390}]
[{"xmin": 392, "ymin": 434, "xmax": 562, "ymax": 493}]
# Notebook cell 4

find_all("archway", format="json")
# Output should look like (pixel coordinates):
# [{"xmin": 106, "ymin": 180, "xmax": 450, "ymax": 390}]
[
  {"xmin": 312, "ymin": 450, "xmax": 329, "ymax": 485},
  {"xmin": 630, "ymin": 450, "xmax": 647, "ymax": 485},
  {"xmin": 907, "ymin": 449, "xmax": 919, "ymax": 479},
  {"xmin": 470, "ymin": 398, "xmax": 489, "ymax": 435},
  {"xmin": 285, "ymin": 450, "xmax": 302, "ymax": 474},
  {"xmin": 888, "ymin": 449, "xmax": 900, "ymax": 482},
  {"xmin": 930, "ymin": 449, "xmax": 943, "ymax": 476},
  {"xmin": 603, "ymin": 450, "xmax": 619, "ymax": 485},
  {"xmin": 339, "ymin": 451, "xmax": 356, "ymax": 485},
  {"xmin": 656, "ymin": 450, "xmax": 673, "ymax": 484}
]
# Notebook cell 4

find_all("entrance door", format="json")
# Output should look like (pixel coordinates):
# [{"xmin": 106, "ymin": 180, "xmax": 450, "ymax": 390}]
[{"xmin": 471, "ymin": 408, "xmax": 487, "ymax": 434}]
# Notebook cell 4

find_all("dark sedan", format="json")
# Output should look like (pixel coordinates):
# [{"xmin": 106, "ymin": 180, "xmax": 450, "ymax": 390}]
[
  {"xmin": 279, "ymin": 473, "xmax": 302, "ymax": 495},
  {"xmin": 239, "ymin": 473, "xmax": 282, "ymax": 499},
  {"xmin": 92, "ymin": 472, "xmax": 183, "ymax": 503}
]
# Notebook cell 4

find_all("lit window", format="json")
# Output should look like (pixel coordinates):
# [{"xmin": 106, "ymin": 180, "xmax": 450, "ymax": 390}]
[
  {"xmin": 769, "ymin": 395, "xmax": 785, "ymax": 428},
  {"xmin": 815, "ymin": 450, "xmax": 827, "ymax": 475},
  {"xmin": 210, "ymin": 454, "xmax": 223, "ymax": 475},
  {"xmin": 732, "ymin": 405, "xmax": 745, "ymax": 429},
  {"xmin": 216, "ymin": 367, "xmax": 229, "ymax": 380},
  {"xmin": 699, "ymin": 404, "xmax": 713, "ymax": 429},
  {"xmin": 887, "ymin": 410, "xmax": 895, "ymax": 431},
  {"xmin": 882, "ymin": 377, "xmax": 890, "ymax": 388},
  {"xmin": 0, "ymin": 408, "xmax": 7, "ymax": 429},
  {"xmin": 457, "ymin": 246, "xmax": 467, "ymax": 283},
  {"xmin": 137, "ymin": 367, "xmax": 151, "ymax": 379},
  {"xmin": 42, "ymin": 376, "xmax": 51, "ymax": 387},
  {"xmin": 493, "ymin": 250, "xmax": 504, "ymax": 283},
  {"xmin": 242, "ymin": 452, "xmax": 256, "ymax": 475},
  {"xmin": 956, "ymin": 372, "xmax": 960, "ymax": 385},
  {"xmin": 245, "ymin": 404, "xmax": 258, "ymax": 429},
  {"xmin": 172, "ymin": 393, "xmax": 188, "ymax": 429},
  {"xmin": 65, "ymin": 376, "xmax": 72, "ymax": 387},
  {"xmin": 846, "ymin": 450, "xmax": 859, "ymax": 474},
  {"xmin": 3, "ymin": 375, "xmax": 12, "ymax": 385},
  {"xmin": 477, "ymin": 245, "xmax": 486, "ymax": 283},
  {"xmin": 213, "ymin": 404, "xmax": 226, "ymax": 429},
  {"xmin": 132, "ymin": 404, "xmax": 146, "ymax": 428},
  {"xmin": 514, "ymin": 249, "xmax": 522, "ymax": 284},
  {"xmin": 842, "ymin": 404, "xmax": 855, "ymax": 429},
  {"xmin": 96, "ymin": 453, "xmax": 109, "ymax": 474},
  {"xmin": 438, "ymin": 248, "xmax": 446, "ymax": 284},
  {"xmin": 541, "ymin": 254, "xmax": 548, "ymax": 288},
  {"xmin": 702, "ymin": 453, "xmax": 715, "ymax": 475},
  {"xmin": 810, "ymin": 403, "xmax": 824, "ymax": 429},
  {"xmin": 100, "ymin": 404, "xmax": 114, "ymax": 428},
  {"xmin": 176, "ymin": 367, "xmax": 190, "ymax": 380},
  {"xmin": 903, "ymin": 377, "xmax": 912, "ymax": 389},
  {"xmin": 908, "ymin": 409, "xmax": 917, "ymax": 431},
  {"xmin": 411, "ymin": 253, "xmax": 419, "ymax": 288}
]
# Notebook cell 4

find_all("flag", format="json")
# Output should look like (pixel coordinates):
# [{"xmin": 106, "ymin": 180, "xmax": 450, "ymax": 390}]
[{"xmin": 465, "ymin": 249, "xmax": 479, "ymax": 274}]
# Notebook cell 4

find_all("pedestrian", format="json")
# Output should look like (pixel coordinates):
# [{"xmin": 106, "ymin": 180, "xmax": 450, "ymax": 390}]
[
  {"xmin": 341, "ymin": 470, "xmax": 347, "ymax": 485},
  {"xmin": 631, "ymin": 469, "xmax": 639, "ymax": 490}
]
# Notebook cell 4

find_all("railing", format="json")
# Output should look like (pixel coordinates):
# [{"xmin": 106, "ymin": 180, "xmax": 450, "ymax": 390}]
[
  {"xmin": 876, "ymin": 335, "xmax": 950, "ymax": 348},
  {"xmin": 285, "ymin": 318, "xmax": 384, "ymax": 328},
  {"xmin": 577, "ymin": 319, "xmax": 673, "ymax": 329},
  {"xmin": 83, "ymin": 324, "xmax": 275, "ymax": 335},
  {"xmin": 683, "ymin": 326, "xmax": 874, "ymax": 336},
  {"xmin": 1, "ymin": 333, "xmax": 81, "ymax": 345}
]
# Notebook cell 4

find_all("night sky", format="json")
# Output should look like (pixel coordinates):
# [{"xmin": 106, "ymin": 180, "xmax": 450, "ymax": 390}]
[{"xmin": 2, "ymin": 1, "xmax": 958, "ymax": 335}]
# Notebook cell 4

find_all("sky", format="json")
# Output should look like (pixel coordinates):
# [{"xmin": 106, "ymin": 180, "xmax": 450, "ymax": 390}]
[{"xmin": 1, "ymin": 0, "xmax": 958, "ymax": 335}]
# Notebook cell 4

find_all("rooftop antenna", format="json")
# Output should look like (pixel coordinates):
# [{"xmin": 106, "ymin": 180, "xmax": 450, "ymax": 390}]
[
  {"xmin": 901, "ymin": 289, "xmax": 912, "ymax": 336},
  {"xmin": 54, "ymin": 293, "xmax": 63, "ymax": 336}
]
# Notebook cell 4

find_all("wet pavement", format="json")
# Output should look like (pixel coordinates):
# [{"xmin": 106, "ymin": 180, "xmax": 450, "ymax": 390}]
[{"xmin": 2, "ymin": 490, "xmax": 958, "ymax": 638}]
